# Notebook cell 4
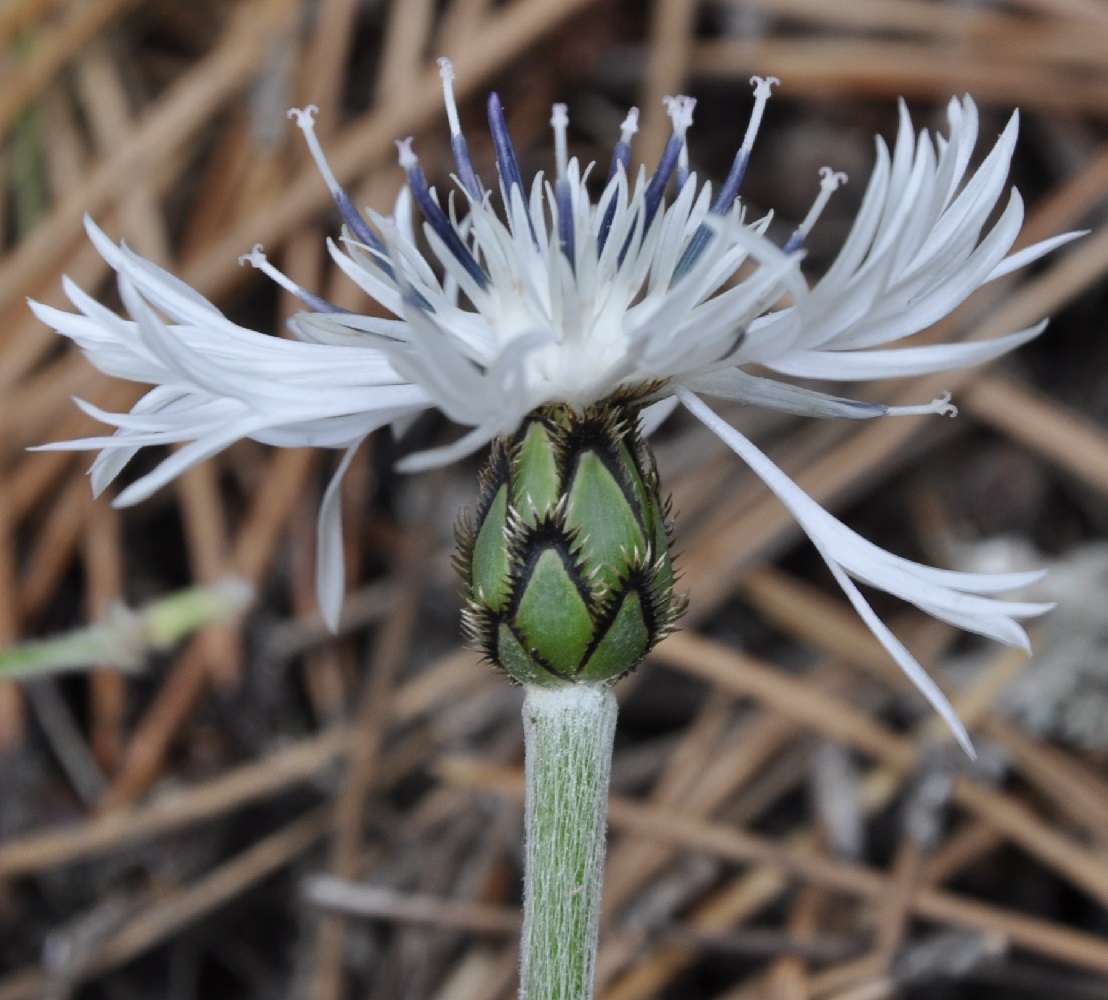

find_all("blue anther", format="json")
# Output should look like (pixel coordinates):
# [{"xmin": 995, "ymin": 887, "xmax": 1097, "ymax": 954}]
[
  {"xmin": 606, "ymin": 107, "xmax": 638, "ymax": 189},
  {"xmin": 711, "ymin": 148, "xmax": 750, "ymax": 214},
  {"xmin": 641, "ymin": 133, "xmax": 684, "ymax": 231},
  {"xmin": 333, "ymin": 189, "xmax": 389, "ymax": 258},
  {"xmin": 402, "ymin": 149, "xmax": 489, "ymax": 290},
  {"xmin": 606, "ymin": 138, "xmax": 632, "ymax": 185},
  {"xmin": 556, "ymin": 178, "xmax": 575, "ymax": 269},
  {"xmin": 598, "ymin": 110, "xmax": 637, "ymax": 256},
  {"xmin": 438, "ymin": 58, "xmax": 484, "ymax": 200},
  {"xmin": 486, "ymin": 92, "xmax": 537, "ymax": 243},
  {"xmin": 782, "ymin": 232, "xmax": 804, "ymax": 255},
  {"xmin": 487, "ymin": 92, "xmax": 525, "ymax": 196},
  {"xmin": 451, "ymin": 133, "xmax": 484, "ymax": 201},
  {"xmin": 299, "ymin": 289, "xmax": 351, "ymax": 314},
  {"xmin": 238, "ymin": 244, "xmax": 353, "ymax": 314},
  {"xmin": 332, "ymin": 196, "xmax": 396, "ymax": 282},
  {"xmin": 672, "ymin": 146, "xmax": 753, "ymax": 283},
  {"xmin": 613, "ymin": 131, "xmax": 685, "ymax": 266},
  {"xmin": 671, "ymin": 225, "xmax": 712, "ymax": 285},
  {"xmin": 597, "ymin": 193, "xmax": 620, "ymax": 258},
  {"xmin": 288, "ymin": 106, "xmax": 389, "ymax": 264}
]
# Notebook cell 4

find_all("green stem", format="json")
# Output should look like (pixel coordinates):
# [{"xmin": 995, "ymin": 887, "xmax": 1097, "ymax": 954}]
[
  {"xmin": 0, "ymin": 578, "xmax": 253, "ymax": 680},
  {"xmin": 520, "ymin": 683, "xmax": 617, "ymax": 1000}
]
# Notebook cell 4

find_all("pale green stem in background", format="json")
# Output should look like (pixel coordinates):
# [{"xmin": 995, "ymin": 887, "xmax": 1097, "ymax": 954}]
[
  {"xmin": 0, "ymin": 577, "xmax": 254, "ymax": 680},
  {"xmin": 520, "ymin": 682, "xmax": 618, "ymax": 1000}
]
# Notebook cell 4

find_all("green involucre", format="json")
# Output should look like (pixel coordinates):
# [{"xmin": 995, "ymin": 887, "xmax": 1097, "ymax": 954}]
[{"xmin": 456, "ymin": 400, "xmax": 685, "ymax": 685}]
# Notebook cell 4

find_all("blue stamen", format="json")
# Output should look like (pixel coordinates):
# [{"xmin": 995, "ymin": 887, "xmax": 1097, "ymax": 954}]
[
  {"xmin": 784, "ymin": 166, "xmax": 847, "ymax": 254},
  {"xmin": 711, "ymin": 148, "xmax": 751, "ymax": 214},
  {"xmin": 641, "ymin": 96, "xmax": 696, "ymax": 230},
  {"xmin": 333, "ymin": 189, "xmax": 389, "ymax": 259},
  {"xmin": 487, "ymin": 92, "xmax": 525, "ymax": 197},
  {"xmin": 616, "ymin": 127, "xmax": 685, "ymax": 266},
  {"xmin": 549, "ymin": 103, "xmax": 575, "ymax": 268},
  {"xmin": 238, "ymin": 245, "xmax": 352, "ymax": 314},
  {"xmin": 556, "ymin": 178, "xmax": 575, "ymax": 268},
  {"xmin": 598, "ymin": 109, "xmax": 638, "ymax": 256},
  {"xmin": 451, "ymin": 133, "xmax": 484, "ymax": 200},
  {"xmin": 606, "ymin": 107, "xmax": 638, "ymax": 184},
  {"xmin": 673, "ymin": 150, "xmax": 748, "ymax": 281},
  {"xmin": 606, "ymin": 140, "xmax": 632, "ymax": 184},
  {"xmin": 296, "ymin": 289, "xmax": 349, "ymax": 314},
  {"xmin": 672, "ymin": 78, "xmax": 778, "ymax": 283},
  {"xmin": 671, "ymin": 224, "xmax": 713, "ymax": 285},
  {"xmin": 397, "ymin": 140, "xmax": 489, "ymax": 291},
  {"xmin": 676, "ymin": 143, "xmax": 690, "ymax": 192},
  {"xmin": 287, "ymin": 108, "xmax": 387, "ymax": 260},
  {"xmin": 487, "ymin": 92, "xmax": 537, "ymax": 243},
  {"xmin": 597, "ymin": 189, "xmax": 620, "ymax": 258},
  {"xmin": 437, "ymin": 58, "xmax": 485, "ymax": 200},
  {"xmin": 641, "ymin": 133, "xmax": 684, "ymax": 232}
]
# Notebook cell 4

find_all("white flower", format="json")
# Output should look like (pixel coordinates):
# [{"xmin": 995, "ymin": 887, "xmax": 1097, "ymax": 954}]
[{"xmin": 31, "ymin": 61, "xmax": 1077, "ymax": 752}]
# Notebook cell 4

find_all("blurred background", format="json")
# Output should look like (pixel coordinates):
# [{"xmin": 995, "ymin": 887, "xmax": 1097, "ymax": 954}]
[{"xmin": 2, "ymin": 0, "xmax": 1108, "ymax": 997}]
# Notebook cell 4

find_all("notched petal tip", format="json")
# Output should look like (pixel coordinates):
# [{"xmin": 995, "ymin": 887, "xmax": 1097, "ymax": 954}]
[
  {"xmin": 818, "ymin": 166, "xmax": 848, "ymax": 190},
  {"xmin": 662, "ymin": 94, "xmax": 696, "ymax": 134},
  {"xmin": 316, "ymin": 444, "xmax": 360, "ymax": 633},
  {"xmin": 395, "ymin": 136, "xmax": 418, "ymax": 169},
  {"xmin": 287, "ymin": 105, "xmax": 319, "ymax": 129},
  {"xmin": 238, "ymin": 244, "xmax": 267, "ymax": 268},
  {"xmin": 886, "ymin": 390, "xmax": 958, "ymax": 418},
  {"xmin": 750, "ymin": 75, "xmax": 780, "ymax": 97}
]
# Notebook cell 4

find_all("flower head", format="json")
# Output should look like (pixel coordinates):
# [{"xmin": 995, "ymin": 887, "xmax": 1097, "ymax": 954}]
[{"xmin": 32, "ymin": 62, "xmax": 1078, "ymax": 752}]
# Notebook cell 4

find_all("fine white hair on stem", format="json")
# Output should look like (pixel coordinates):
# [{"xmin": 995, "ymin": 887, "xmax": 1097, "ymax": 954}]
[{"xmin": 520, "ymin": 684, "xmax": 617, "ymax": 1000}]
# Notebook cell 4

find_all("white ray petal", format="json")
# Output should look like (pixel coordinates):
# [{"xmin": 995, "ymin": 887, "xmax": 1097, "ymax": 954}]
[
  {"xmin": 987, "ymin": 230, "xmax": 1086, "ymax": 281},
  {"xmin": 677, "ymin": 387, "xmax": 1047, "ymax": 749},
  {"xmin": 317, "ymin": 443, "xmax": 362, "ymax": 631},
  {"xmin": 768, "ymin": 323, "xmax": 1047, "ymax": 381},
  {"xmin": 681, "ymin": 368, "xmax": 887, "ymax": 419},
  {"xmin": 822, "ymin": 552, "xmax": 975, "ymax": 756}
]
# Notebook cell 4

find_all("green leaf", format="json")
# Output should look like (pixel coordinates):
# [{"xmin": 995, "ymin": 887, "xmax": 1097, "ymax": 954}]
[
  {"xmin": 515, "ymin": 548, "xmax": 593, "ymax": 675},
  {"xmin": 496, "ymin": 623, "xmax": 551, "ymax": 687},
  {"xmin": 472, "ymin": 484, "xmax": 511, "ymax": 611},
  {"xmin": 565, "ymin": 451, "xmax": 645, "ymax": 595},
  {"xmin": 512, "ymin": 420, "xmax": 561, "ymax": 522},
  {"xmin": 622, "ymin": 440, "xmax": 654, "ymax": 533},
  {"xmin": 579, "ymin": 591, "xmax": 651, "ymax": 683},
  {"xmin": 0, "ymin": 578, "xmax": 253, "ymax": 681}
]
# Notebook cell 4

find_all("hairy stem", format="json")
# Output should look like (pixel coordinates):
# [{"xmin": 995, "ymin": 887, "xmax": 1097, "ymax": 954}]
[{"xmin": 520, "ymin": 683, "xmax": 617, "ymax": 1000}]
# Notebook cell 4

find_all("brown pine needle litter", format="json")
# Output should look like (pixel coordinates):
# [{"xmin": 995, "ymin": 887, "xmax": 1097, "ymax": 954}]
[{"xmin": 2, "ymin": 1, "xmax": 1108, "ymax": 998}]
